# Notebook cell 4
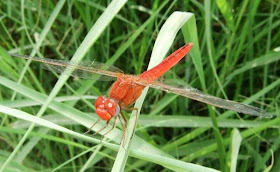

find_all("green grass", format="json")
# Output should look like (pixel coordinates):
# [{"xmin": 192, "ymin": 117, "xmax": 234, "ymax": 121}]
[{"xmin": 0, "ymin": 0, "xmax": 279, "ymax": 171}]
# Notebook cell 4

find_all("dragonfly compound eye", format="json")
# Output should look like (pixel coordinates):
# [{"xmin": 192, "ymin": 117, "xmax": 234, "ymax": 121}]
[
  {"xmin": 95, "ymin": 96, "xmax": 106, "ymax": 107},
  {"xmin": 96, "ymin": 107, "xmax": 111, "ymax": 120},
  {"xmin": 104, "ymin": 99, "xmax": 120, "ymax": 117}
]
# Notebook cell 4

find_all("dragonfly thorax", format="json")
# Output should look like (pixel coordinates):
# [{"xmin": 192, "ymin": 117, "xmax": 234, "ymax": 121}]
[{"xmin": 95, "ymin": 96, "xmax": 120, "ymax": 120}]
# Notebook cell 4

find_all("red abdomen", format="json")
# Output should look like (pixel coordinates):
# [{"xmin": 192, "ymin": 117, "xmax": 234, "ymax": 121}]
[{"xmin": 109, "ymin": 43, "xmax": 193, "ymax": 109}]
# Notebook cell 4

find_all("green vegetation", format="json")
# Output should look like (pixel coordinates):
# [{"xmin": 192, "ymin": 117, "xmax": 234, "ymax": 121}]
[{"xmin": 0, "ymin": 0, "xmax": 279, "ymax": 171}]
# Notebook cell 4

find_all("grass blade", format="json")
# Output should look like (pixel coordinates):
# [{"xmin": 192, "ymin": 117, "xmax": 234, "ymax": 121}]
[
  {"xmin": 1, "ymin": 0, "xmax": 127, "ymax": 170},
  {"xmin": 227, "ymin": 129, "xmax": 242, "ymax": 172},
  {"xmin": 112, "ymin": 11, "xmax": 197, "ymax": 172}
]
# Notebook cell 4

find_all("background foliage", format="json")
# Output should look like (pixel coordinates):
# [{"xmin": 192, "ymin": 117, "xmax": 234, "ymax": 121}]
[{"xmin": 0, "ymin": 0, "xmax": 279, "ymax": 171}]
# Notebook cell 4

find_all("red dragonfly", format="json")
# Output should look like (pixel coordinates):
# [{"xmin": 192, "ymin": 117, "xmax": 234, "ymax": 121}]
[{"xmin": 9, "ymin": 43, "xmax": 271, "ymax": 141}]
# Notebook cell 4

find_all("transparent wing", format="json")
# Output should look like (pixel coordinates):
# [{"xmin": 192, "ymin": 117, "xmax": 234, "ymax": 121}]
[
  {"xmin": 41, "ymin": 60, "xmax": 124, "ymax": 81},
  {"xmin": 134, "ymin": 79, "xmax": 272, "ymax": 118},
  {"xmin": 9, "ymin": 53, "xmax": 124, "ymax": 81}
]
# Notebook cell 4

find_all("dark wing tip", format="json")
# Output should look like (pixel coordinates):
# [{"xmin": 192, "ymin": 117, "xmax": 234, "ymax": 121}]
[{"xmin": 260, "ymin": 112, "xmax": 273, "ymax": 119}]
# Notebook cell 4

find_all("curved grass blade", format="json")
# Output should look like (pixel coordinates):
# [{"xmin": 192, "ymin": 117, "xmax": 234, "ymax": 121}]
[
  {"xmin": 1, "ymin": 0, "xmax": 128, "ymax": 170},
  {"xmin": 112, "ymin": 11, "xmax": 197, "ymax": 172}
]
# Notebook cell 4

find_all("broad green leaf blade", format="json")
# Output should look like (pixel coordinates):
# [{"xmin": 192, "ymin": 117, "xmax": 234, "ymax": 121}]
[
  {"xmin": 0, "ymin": 105, "xmax": 117, "ymax": 148},
  {"xmin": 0, "ymin": 101, "xmax": 218, "ymax": 172},
  {"xmin": 0, "ymin": 76, "xmax": 166, "ymax": 155},
  {"xmin": 0, "ymin": 76, "xmax": 220, "ymax": 171},
  {"xmin": 9, "ymin": 114, "xmax": 273, "ymax": 129}
]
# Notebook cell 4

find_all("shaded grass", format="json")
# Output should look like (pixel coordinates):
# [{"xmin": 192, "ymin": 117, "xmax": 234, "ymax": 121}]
[{"xmin": 0, "ymin": 0, "xmax": 279, "ymax": 171}]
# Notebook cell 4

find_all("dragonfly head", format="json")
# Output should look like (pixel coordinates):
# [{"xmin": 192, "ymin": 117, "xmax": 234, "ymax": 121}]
[{"xmin": 95, "ymin": 96, "xmax": 120, "ymax": 120}]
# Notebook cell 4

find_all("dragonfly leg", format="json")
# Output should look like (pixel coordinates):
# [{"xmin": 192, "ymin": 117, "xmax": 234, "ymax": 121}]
[
  {"xmin": 102, "ymin": 117, "xmax": 117, "ymax": 138},
  {"xmin": 84, "ymin": 118, "xmax": 101, "ymax": 135},
  {"xmin": 92, "ymin": 119, "xmax": 111, "ymax": 136},
  {"xmin": 118, "ymin": 108, "xmax": 138, "ymax": 147},
  {"xmin": 125, "ymin": 107, "xmax": 139, "ymax": 133},
  {"xmin": 118, "ymin": 116, "xmax": 126, "ymax": 146},
  {"xmin": 120, "ymin": 111, "xmax": 128, "ymax": 124}
]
